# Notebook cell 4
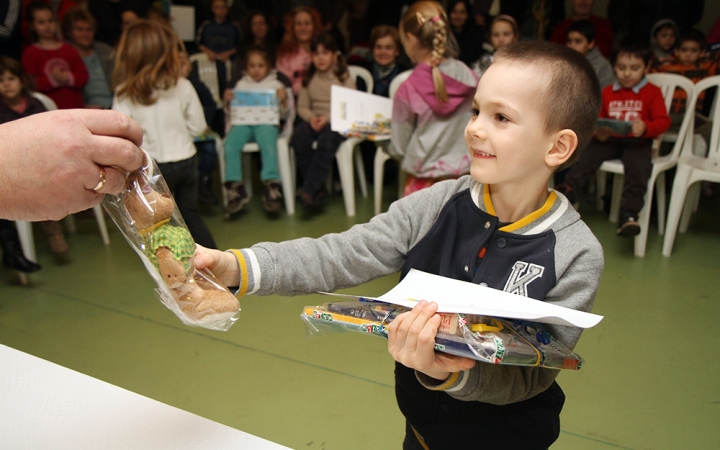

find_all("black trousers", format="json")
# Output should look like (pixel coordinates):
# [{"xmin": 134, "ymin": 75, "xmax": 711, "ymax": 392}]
[
  {"xmin": 564, "ymin": 137, "xmax": 653, "ymax": 215},
  {"xmin": 157, "ymin": 157, "xmax": 217, "ymax": 249},
  {"xmin": 291, "ymin": 121, "xmax": 343, "ymax": 195}
]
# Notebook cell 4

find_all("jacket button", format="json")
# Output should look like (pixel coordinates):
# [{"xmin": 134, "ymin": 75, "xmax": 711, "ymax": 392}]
[
  {"xmin": 440, "ymin": 403, "xmax": 451, "ymax": 413},
  {"xmin": 497, "ymin": 237, "xmax": 506, "ymax": 248},
  {"xmin": 484, "ymin": 221, "xmax": 490, "ymax": 229},
  {"xmin": 464, "ymin": 265, "xmax": 469, "ymax": 272}
]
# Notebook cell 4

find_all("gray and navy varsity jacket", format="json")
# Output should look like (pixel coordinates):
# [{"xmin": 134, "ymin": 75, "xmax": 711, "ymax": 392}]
[{"xmin": 230, "ymin": 175, "xmax": 604, "ymax": 448}]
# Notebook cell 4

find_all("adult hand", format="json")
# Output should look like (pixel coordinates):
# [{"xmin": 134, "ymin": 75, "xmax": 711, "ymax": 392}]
[
  {"xmin": 0, "ymin": 109, "xmax": 144, "ymax": 221},
  {"xmin": 388, "ymin": 301, "xmax": 475, "ymax": 381},
  {"xmin": 193, "ymin": 245, "xmax": 241, "ymax": 288}
]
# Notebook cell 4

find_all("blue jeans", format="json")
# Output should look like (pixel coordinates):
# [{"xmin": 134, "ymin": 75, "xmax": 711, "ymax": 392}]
[{"xmin": 224, "ymin": 125, "xmax": 280, "ymax": 182}]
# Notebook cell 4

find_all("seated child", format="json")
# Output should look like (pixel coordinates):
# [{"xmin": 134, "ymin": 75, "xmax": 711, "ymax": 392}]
[
  {"xmin": 472, "ymin": 14, "xmax": 519, "ymax": 78},
  {"xmin": 364, "ymin": 24, "xmax": 408, "ymax": 98},
  {"xmin": 652, "ymin": 29, "xmax": 719, "ymax": 137},
  {"xmin": 21, "ymin": 2, "xmax": 88, "ymax": 110},
  {"xmin": 566, "ymin": 19, "xmax": 615, "ymax": 89},
  {"xmin": 222, "ymin": 47, "xmax": 291, "ymax": 215},
  {"xmin": 194, "ymin": 40, "xmax": 604, "ymax": 448},
  {"xmin": 649, "ymin": 19, "xmax": 678, "ymax": 70},
  {"xmin": 196, "ymin": 0, "xmax": 242, "ymax": 94},
  {"xmin": 290, "ymin": 32, "xmax": 354, "ymax": 209},
  {"xmin": 556, "ymin": 37, "xmax": 671, "ymax": 238}
]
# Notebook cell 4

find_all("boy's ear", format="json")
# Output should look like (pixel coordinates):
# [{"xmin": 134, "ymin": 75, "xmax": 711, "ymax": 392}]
[
  {"xmin": 588, "ymin": 39, "xmax": 596, "ymax": 49},
  {"xmin": 546, "ymin": 129, "xmax": 578, "ymax": 168}
]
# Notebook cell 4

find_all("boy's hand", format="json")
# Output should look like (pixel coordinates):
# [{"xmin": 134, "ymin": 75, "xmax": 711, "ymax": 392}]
[
  {"xmin": 631, "ymin": 120, "xmax": 647, "ymax": 137},
  {"xmin": 276, "ymin": 87, "xmax": 287, "ymax": 101},
  {"xmin": 223, "ymin": 88, "xmax": 235, "ymax": 103},
  {"xmin": 193, "ymin": 245, "xmax": 241, "ymax": 288},
  {"xmin": 388, "ymin": 301, "xmax": 475, "ymax": 381}
]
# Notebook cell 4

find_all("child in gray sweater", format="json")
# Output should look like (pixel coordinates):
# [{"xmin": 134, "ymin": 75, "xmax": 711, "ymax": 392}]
[{"xmin": 195, "ymin": 41, "xmax": 604, "ymax": 449}]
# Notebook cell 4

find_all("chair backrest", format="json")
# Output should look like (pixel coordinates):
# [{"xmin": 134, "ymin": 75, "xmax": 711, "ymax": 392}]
[
  {"xmin": 692, "ymin": 74, "xmax": 720, "ymax": 163},
  {"xmin": 189, "ymin": 52, "xmax": 231, "ymax": 107},
  {"xmin": 31, "ymin": 91, "xmax": 58, "ymax": 111},
  {"xmin": 389, "ymin": 70, "xmax": 412, "ymax": 99},
  {"xmin": 646, "ymin": 73, "xmax": 696, "ymax": 163},
  {"xmin": 347, "ymin": 65, "xmax": 373, "ymax": 93}
]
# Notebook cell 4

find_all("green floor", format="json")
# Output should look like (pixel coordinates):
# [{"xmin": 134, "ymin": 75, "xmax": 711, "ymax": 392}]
[{"xmin": 1, "ymin": 180, "xmax": 719, "ymax": 450}]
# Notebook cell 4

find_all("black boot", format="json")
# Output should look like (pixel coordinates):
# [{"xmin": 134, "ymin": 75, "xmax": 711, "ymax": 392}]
[
  {"xmin": 0, "ymin": 225, "xmax": 41, "ymax": 273},
  {"xmin": 198, "ymin": 175, "xmax": 218, "ymax": 205}
]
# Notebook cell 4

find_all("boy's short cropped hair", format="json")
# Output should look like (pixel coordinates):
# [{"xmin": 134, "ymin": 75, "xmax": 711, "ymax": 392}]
[
  {"xmin": 677, "ymin": 29, "xmax": 706, "ymax": 48},
  {"xmin": 494, "ymin": 41, "xmax": 601, "ymax": 165},
  {"xmin": 611, "ymin": 36, "xmax": 653, "ymax": 66},
  {"xmin": 567, "ymin": 19, "xmax": 596, "ymax": 43}
]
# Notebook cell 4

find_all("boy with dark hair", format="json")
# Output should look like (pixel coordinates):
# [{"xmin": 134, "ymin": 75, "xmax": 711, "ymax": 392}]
[
  {"xmin": 566, "ymin": 19, "xmax": 615, "ymax": 88},
  {"xmin": 557, "ymin": 37, "xmax": 671, "ymax": 237},
  {"xmin": 194, "ymin": 40, "xmax": 604, "ymax": 448},
  {"xmin": 653, "ymin": 29, "xmax": 719, "ymax": 117}
]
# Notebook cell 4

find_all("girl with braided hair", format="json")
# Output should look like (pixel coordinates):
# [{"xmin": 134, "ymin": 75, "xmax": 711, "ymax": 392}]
[{"xmin": 391, "ymin": 1, "xmax": 477, "ymax": 196}]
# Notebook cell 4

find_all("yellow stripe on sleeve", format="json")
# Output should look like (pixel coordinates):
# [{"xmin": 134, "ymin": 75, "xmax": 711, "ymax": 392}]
[
  {"xmin": 228, "ymin": 249, "xmax": 249, "ymax": 298},
  {"xmin": 429, "ymin": 371, "xmax": 460, "ymax": 391}
]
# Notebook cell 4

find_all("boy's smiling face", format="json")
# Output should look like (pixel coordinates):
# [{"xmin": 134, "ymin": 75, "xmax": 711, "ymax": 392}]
[{"xmin": 465, "ymin": 61, "xmax": 557, "ymax": 189}]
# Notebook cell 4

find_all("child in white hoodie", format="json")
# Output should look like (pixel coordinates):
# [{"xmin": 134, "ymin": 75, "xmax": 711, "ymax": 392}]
[{"xmin": 222, "ymin": 47, "xmax": 291, "ymax": 214}]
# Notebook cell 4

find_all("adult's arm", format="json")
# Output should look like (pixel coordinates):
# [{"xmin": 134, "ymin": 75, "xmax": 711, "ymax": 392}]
[{"xmin": 0, "ymin": 109, "xmax": 144, "ymax": 221}]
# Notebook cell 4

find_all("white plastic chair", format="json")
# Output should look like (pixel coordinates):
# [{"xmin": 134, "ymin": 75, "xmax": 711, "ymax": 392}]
[
  {"xmin": 594, "ymin": 73, "xmax": 695, "ymax": 257},
  {"xmin": 373, "ymin": 70, "xmax": 412, "ymax": 215},
  {"xmin": 189, "ymin": 52, "xmax": 233, "ymax": 108},
  {"xmin": 219, "ymin": 89, "xmax": 297, "ymax": 215},
  {"xmin": 662, "ymin": 75, "xmax": 720, "ymax": 256},
  {"xmin": 15, "ymin": 94, "xmax": 111, "ymax": 280},
  {"xmin": 333, "ymin": 65, "xmax": 374, "ymax": 216}
]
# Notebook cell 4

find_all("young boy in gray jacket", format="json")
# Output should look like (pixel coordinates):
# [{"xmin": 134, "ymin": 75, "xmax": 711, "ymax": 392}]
[{"xmin": 195, "ymin": 41, "xmax": 604, "ymax": 449}]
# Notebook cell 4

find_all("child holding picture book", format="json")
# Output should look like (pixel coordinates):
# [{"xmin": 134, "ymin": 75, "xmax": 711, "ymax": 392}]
[{"xmin": 222, "ymin": 47, "xmax": 292, "ymax": 215}]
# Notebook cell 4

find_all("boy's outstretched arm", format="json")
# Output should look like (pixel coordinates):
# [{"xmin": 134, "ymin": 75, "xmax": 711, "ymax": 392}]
[
  {"xmin": 194, "ymin": 245, "xmax": 241, "ymax": 287},
  {"xmin": 388, "ymin": 301, "xmax": 476, "ymax": 382}
]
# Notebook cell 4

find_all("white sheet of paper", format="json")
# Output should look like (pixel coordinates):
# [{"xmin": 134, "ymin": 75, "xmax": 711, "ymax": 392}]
[
  {"xmin": 170, "ymin": 5, "xmax": 195, "ymax": 41},
  {"xmin": 321, "ymin": 269, "xmax": 603, "ymax": 329},
  {"xmin": 330, "ymin": 85, "xmax": 392, "ymax": 133}
]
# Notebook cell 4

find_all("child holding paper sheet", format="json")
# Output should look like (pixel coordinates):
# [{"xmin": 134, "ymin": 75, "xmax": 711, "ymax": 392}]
[
  {"xmin": 290, "ymin": 32, "xmax": 355, "ymax": 209},
  {"xmin": 221, "ymin": 47, "xmax": 292, "ymax": 215},
  {"xmin": 194, "ymin": 41, "xmax": 604, "ymax": 448}
]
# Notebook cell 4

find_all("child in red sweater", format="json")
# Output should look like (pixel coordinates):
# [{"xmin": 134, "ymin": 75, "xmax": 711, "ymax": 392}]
[
  {"xmin": 21, "ymin": 1, "xmax": 87, "ymax": 110},
  {"xmin": 556, "ymin": 37, "xmax": 670, "ymax": 237}
]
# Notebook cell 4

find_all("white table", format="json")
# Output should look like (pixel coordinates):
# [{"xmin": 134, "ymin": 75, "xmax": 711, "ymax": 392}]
[{"xmin": 0, "ymin": 344, "xmax": 289, "ymax": 450}]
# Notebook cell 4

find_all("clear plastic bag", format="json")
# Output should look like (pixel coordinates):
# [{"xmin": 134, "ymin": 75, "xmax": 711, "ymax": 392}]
[
  {"xmin": 301, "ymin": 300, "xmax": 582, "ymax": 370},
  {"xmin": 102, "ymin": 157, "xmax": 240, "ymax": 331}
]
